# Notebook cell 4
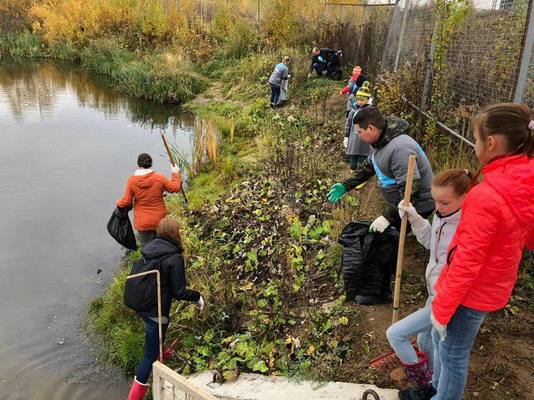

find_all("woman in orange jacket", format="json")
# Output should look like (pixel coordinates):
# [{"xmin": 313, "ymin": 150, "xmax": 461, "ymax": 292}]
[{"xmin": 116, "ymin": 153, "xmax": 181, "ymax": 247}]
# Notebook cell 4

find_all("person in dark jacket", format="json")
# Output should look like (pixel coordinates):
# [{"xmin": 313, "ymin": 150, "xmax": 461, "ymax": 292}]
[
  {"xmin": 328, "ymin": 107, "xmax": 435, "ymax": 232},
  {"xmin": 308, "ymin": 47, "xmax": 343, "ymax": 79},
  {"xmin": 127, "ymin": 217, "xmax": 204, "ymax": 400}
]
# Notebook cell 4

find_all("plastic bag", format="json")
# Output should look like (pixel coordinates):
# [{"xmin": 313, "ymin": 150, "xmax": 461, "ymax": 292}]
[
  {"xmin": 107, "ymin": 206, "xmax": 137, "ymax": 251},
  {"xmin": 339, "ymin": 221, "xmax": 399, "ymax": 302}
]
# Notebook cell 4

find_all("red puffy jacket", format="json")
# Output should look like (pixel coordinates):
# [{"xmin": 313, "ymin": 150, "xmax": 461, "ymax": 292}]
[{"xmin": 432, "ymin": 154, "xmax": 534, "ymax": 325}]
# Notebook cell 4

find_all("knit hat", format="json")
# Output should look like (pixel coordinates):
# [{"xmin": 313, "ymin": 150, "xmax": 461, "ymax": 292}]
[{"xmin": 356, "ymin": 81, "xmax": 371, "ymax": 101}]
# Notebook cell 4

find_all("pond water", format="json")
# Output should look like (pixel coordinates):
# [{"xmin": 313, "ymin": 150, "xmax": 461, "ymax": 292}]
[{"xmin": 0, "ymin": 59, "xmax": 195, "ymax": 399}]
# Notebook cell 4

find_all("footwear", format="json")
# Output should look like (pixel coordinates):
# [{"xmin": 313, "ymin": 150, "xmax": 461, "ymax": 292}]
[
  {"xmin": 398, "ymin": 385, "xmax": 436, "ymax": 400},
  {"xmin": 354, "ymin": 294, "xmax": 392, "ymax": 305},
  {"xmin": 127, "ymin": 377, "xmax": 150, "ymax": 400},
  {"xmin": 398, "ymin": 352, "xmax": 434, "ymax": 400}
]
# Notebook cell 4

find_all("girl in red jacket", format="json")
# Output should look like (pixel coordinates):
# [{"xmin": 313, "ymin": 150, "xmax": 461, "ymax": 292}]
[{"xmin": 430, "ymin": 103, "xmax": 534, "ymax": 400}]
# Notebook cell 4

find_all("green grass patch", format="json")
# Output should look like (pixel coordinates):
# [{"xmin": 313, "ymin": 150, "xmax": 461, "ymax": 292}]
[
  {"xmin": 0, "ymin": 31, "xmax": 43, "ymax": 58},
  {"xmin": 80, "ymin": 39, "xmax": 208, "ymax": 104}
]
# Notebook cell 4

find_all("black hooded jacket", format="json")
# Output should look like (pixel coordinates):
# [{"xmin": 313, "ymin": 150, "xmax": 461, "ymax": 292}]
[{"xmin": 139, "ymin": 237, "xmax": 200, "ymax": 320}]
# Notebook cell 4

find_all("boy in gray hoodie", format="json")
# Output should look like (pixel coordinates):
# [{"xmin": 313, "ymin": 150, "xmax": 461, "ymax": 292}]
[{"xmin": 328, "ymin": 107, "xmax": 435, "ymax": 232}]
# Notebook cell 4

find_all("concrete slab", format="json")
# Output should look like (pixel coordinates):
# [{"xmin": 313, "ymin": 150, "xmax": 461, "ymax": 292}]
[{"xmin": 186, "ymin": 371, "xmax": 399, "ymax": 400}]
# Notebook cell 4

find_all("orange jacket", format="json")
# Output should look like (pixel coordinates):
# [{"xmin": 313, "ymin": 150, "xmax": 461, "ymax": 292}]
[{"xmin": 116, "ymin": 170, "xmax": 181, "ymax": 231}]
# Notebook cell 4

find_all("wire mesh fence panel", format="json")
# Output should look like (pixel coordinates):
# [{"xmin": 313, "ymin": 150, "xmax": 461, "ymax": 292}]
[
  {"xmin": 380, "ymin": 0, "xmax": 532, "ymax": 145},
  {"xmin": 324, "ymin": 2, "xmax": 396, "ymax": 79},
  {"xmin": 445, "ymin": 0, "xmax": 529, "ymax": 110},
  {"xmin": 382, "ymin": 1, "xmax": 405, "ymax": 68},
  {"xmin": 396, "ymin": 0, "xmax": 434, "ymax": 68},
  {"xmin": 352, "ymin": 5, "xmax": 396, "ymax": 77}
]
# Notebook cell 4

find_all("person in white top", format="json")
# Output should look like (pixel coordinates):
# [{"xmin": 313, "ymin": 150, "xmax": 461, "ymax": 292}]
[{"xmin": 386, "ymin": 169, "xmax": 473, "ymax": 400}]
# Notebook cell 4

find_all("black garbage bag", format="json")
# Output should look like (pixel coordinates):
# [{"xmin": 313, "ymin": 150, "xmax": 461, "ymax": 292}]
[
  {"xmin": 107, "ymin": 206, "xmax": 137, "ymax": 251},
  {"xmin": 338, "ymin": 221, "xmax": 399, "ymax": 302}
]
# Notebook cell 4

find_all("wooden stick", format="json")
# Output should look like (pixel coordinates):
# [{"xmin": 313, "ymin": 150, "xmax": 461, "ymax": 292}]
[
  {"xmin": 126, "ymin": 270, "xmax": 164, "ymax": 362},
  {"xmin": 156, "ymin": 270, "xmax": 163, "ymax": 362},
  {"xmin": 161, "ymin": 133, "xmax": 189, "ymax": 209},
  {"xmin": 392, "ymin": 155, "xmax": 417, "ymax": 324}
]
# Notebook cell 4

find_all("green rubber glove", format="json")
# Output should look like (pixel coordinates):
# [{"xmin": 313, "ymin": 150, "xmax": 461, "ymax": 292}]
[{"xmin": 327, "ymin": 183, "xmax": 346, "ymax": 203}]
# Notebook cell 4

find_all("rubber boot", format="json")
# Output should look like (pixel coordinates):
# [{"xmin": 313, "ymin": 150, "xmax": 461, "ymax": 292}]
[
  {"xmin": 127, "ymin": 377, "xmax": 150, "ymax": 400},
  {"xmin": 398, "ymin": 352, "xmax": 435, "ymax": 400}
]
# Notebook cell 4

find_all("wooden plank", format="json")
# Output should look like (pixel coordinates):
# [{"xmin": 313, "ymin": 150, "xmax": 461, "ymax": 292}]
[
  {"xmin": 153, "ymin": 362, "xmax": 218, "ymax": 400},
  {"xmin": 153, "ymin": 372, "xmax": 164, "ymax": 400}
]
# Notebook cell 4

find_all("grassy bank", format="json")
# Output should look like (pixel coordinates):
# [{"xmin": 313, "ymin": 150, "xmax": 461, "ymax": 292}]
[{"xmin": 0, "ymin": 32, "xmax": 208, "ymax": 104}]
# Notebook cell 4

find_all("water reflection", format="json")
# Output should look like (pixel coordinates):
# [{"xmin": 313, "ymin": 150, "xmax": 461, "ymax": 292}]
[
  {"xmin": 0, "ymin": 58, "xmax": 195, "ymax": 131},
  {"xmin": 0, "ymin": 58, "xmax": 196, "ymax": 400}
]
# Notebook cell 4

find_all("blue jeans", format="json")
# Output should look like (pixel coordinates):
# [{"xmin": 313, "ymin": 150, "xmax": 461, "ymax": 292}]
[
  {"xmin": 386, "ymin": 297, "xmax": 434, "ymax": 371},
  {"xmin": 270, "ymin": 84, "xmax": 281, "ymax": 106},
  {"xmin": 135, "ymin": 315, "xmax": 169, "ymax": 384},
  {"xmin": 431, "ymin": 305, "xmax": 487, "ymax": 400}
]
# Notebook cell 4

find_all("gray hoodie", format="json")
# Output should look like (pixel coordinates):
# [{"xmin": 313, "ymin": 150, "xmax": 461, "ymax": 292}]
[
  {"xmin": 343, "ymin": 116, "xmax": 435, "ymax": 221},
  {"xmin": 268, "ymin": 63, "xmax": 289, "ymax": 87}
]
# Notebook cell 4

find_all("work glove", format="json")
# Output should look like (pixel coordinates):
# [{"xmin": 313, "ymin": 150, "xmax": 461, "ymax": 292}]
[
  {"xmin": 431, "ymin": 311, "xmax": 447, "ymax": 341},
  {"xmin": 307, "ymin": 72, "xmax": 312, "ymax": 79},
  {"xmin": 196, "ymin": 295, "xmax": 205, "ymax": 311},
  {"xmin": 327, "ymin": 183, "xmax": 346, "ymax": 203},
  {"xmin": 343, "ymin": 137, "xmax": 348, "ymax": 148},
  {"xmin": 171, "ymin": 165, "xmax": 180, "ymax": 174},
  {"xmin": 398, "ymin": 200, "xmax": 428, "ymax": 232},
  {"xmin": 398, "ymin": 201, "xmax": 418, "ymax": 220},
  {"xmin": 369, "ymin": 215, "xmax": 390, "ymax": 233}
]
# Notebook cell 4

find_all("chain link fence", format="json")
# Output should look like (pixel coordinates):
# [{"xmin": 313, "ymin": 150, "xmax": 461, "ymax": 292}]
[{"xmin": 382, "ymin": 0, "xmax": 534, "ymax": 144}]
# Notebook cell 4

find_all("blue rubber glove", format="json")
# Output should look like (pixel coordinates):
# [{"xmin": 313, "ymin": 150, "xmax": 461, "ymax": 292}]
[{"xmin": 327, "ymin": 183, "xmax": 346, "ymax": 203}]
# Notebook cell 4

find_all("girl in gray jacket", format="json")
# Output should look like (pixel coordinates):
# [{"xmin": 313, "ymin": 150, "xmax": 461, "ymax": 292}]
[
  {"xmin": 386, "ymin": 169, "xmax": 472, "ymax": 400},
  {"xmin": 344, "ymin": 81, "xmax": 372, "ymax": 170},
  {"xmin": 268, "ymin": 56, "xmax": 290, "ymax": 108}
]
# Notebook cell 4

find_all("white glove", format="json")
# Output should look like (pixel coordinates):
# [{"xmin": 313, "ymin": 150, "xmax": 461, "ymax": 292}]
[
  {"xmin": 369, "ymin": 215, "xmax": 390, "ymax": 233},
  {"xmin": 343, "ymin": 137, "xmax": 348, "ymax": 148},
  {"xmin": 398, "ymin": 200, "xmax": 428, "ymax": 232},
  {"xmin": 398, "ymin": 201, "xmax": 419, "ymax": 220},
  {"xmin": 196, "ymin": 295, "xmax": 205, "ymax": 311},
  {"xmin": 430, "ymin": 311, "xmax": 447, "ymax": 341},
  {"xmin": 171, "ymin": 165, "xmax": 180, "ymax": 174},
  {"xmin": 307, "ymin": 72, "xmax": 312, "ymax": 79}
]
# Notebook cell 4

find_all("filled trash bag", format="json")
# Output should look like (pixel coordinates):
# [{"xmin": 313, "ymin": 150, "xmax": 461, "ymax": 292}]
[
  {"xmin": 338, "ymin": 221, "xmax": 399, "ymax": 303},
  {"xmin": 107, "ymin": 206, "xmax": 137, "ymax": 251}
]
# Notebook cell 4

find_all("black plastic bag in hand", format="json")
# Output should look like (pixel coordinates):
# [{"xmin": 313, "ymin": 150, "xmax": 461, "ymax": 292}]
[{"xmin": 107, "ymin": 206, "xmax": 137, "ymax": 251}]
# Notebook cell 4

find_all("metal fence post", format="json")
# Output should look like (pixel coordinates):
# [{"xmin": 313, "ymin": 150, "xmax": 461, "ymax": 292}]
[
  {"xmin": 356, "ymin": 1, "xmax": 369, "ymax": 63},
  {"xmin": 394, "ymin": 0, "xmax": 411, "ymax": 71},
  {"xmin": 421, "ymin": 12, "xmax": 439, "ymax": 110},
  {"xmin": 514, "ymin": 0, "xmax": 534, "ymax": 103}
]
